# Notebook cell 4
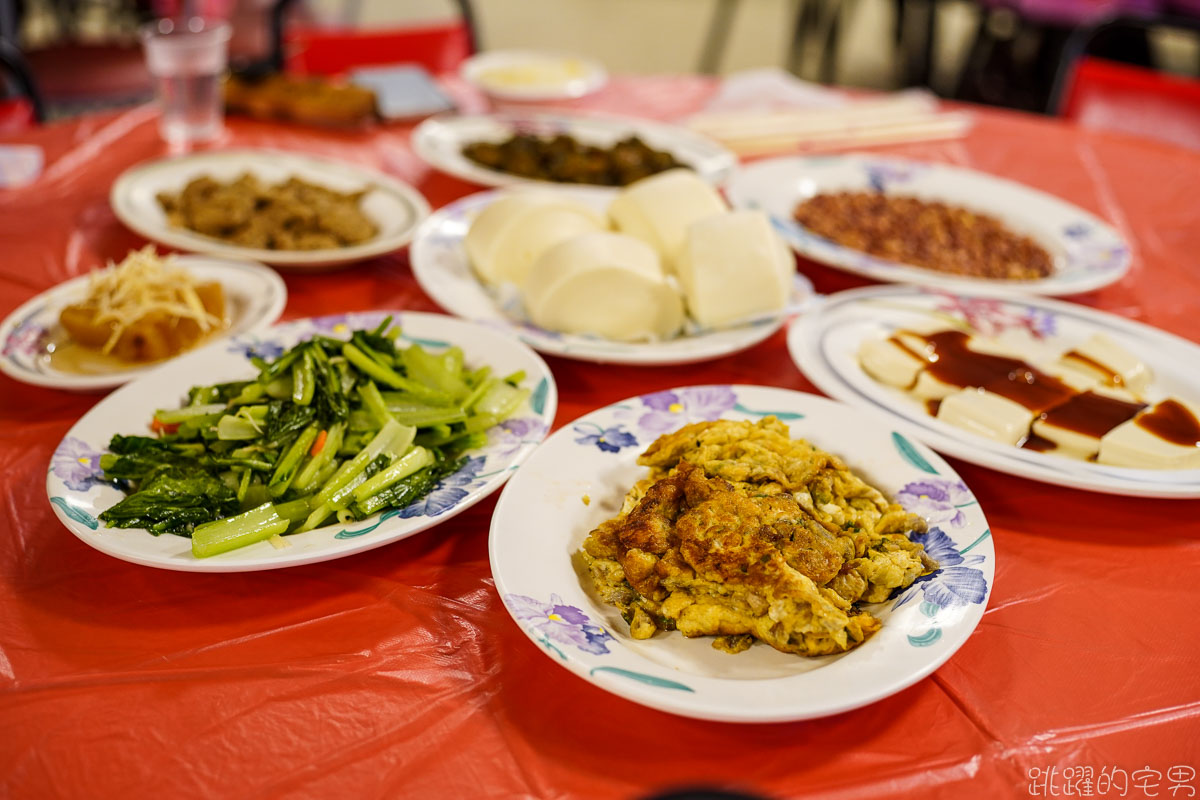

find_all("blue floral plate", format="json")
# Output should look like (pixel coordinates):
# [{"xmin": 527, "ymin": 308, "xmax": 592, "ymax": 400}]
[
  {"xmin": 725, "ymin": 154, "xmax": 1131, "ymax": 296},
  {"xmin": 0, "ymin": 254, "xmax": 286, "ymax": 391},
  {"xmin": 46, "ymin": 311, "xmax": 557, "ymax": 572},
  {"xmin": 410, "ymin": 187, "xmax": 816, "ymax": 365},
  {"xmin": 789, "ymin": 285, "xmax": 1200, "ymax": 498},
  {"xmin": 412, "ymin": 112, "xmax": 736, "ymax": 189},
  {"xmin": 489, "ymin": 385, "xmax": 993, "ymax": 723}
]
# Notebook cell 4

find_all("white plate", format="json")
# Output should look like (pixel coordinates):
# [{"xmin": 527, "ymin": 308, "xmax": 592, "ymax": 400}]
[
  {"xmin": 46, "ymin": 311, "xmax": 557, "ymax": 571},
  {"xmin": 490, "ymin": 385, "xmax": 994, "ymax": 723},
  {"xmin": 411, "ymin": 112, "xmax": 737, "ymax": 189},
  {"xmin": 0, "ymin": 254, "xmax": 286, "ymax": 391},
  {"xmin": 110, "ymin": 150, "xmax": 431, "ymax": 269},
  {"xmin": 725, "ymin": 155, "xmax": 1131, "ymax": 296},
  {"xmin": 409, "ymin": 187, "xmax": 815, "ymax": 365},
  {"xmin": 461, "ymin": 50, "xmax": 607, "ymax": 101},
  {"xmin": 788, "ymin": 285, "xmax": 1200, "ymax": 498}
]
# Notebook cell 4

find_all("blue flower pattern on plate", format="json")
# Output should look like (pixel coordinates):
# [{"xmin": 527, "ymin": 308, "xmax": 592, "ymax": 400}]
[
  {"xmin": 397, "ymin": 455, "xmax": 486, "ymax": 519},
  {"xmin": 227, "ymin": 337, "xmax": 284, "ymax": 362},
  {"xmin": 506, "ymin": 592, "xmax": 614, "ymax": 659},
  {"xmin": 574, "ymin": 423, "xmax": 638, "ymax": 454},
  {"xmin": 931, "ymin": 292, "xmax": 1057, "ymax": 339},
  {"xmin": 635, "ymin": 386, "xmax": 737, "ymax": 435},
  {"xmin": 896, "ymin": 477, "xmax": 976, "ymax": 529},
  {"xmin": 3, "ymin": 309, "xmax": 46, "ymax": 362},
  {"xmin": 896, "ymin": 527, "xmax": 990, "ymax": 610},
  {"xmin": 494, "ymin": 417, "xmax": 549, "ymax": 457},
  {"xmin": 50, "ymin": 436, "xmax": 106, "ymax": 492},
  {"xmin": 865, "ymin": 162, "xmax": 923, "ymax": 192}
]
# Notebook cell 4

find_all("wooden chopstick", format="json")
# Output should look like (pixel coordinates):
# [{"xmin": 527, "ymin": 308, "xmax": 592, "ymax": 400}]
[{"xmin": 712, "ymin": 112, "xmax": 973, "ymax": 157}]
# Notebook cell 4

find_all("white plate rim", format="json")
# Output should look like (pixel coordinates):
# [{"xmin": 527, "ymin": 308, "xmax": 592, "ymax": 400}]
[
  {"xmin": 788, "ymin": 285, "xmax": 1200, "ymax": 498},
  {"xmin": 0, "ymin": 254, "xmax": 287, "ymax": 391},
  {"xmin": 46, "ymin": 310, "xmax": 558, "ymax": 571},
  {"xmin": 725, "ymin": 154, "xmax": 1132, "ymax": 296},
  {"xmin": 460, "ymin": 49, "xmax": 608, "ymax": 101},
  {"xmin": 109, "ymin": 149, "xmax": 432, "ymax": 269},
  {"xmin": 490, "ymin": 384, "xmax": 995, "ymax": 723},
  {"xmin": 411, "ymin": 111, "xmax": 737, "ymax": 189},
  {"xmin": 408, "ymin": 186, "xmax": 814, "ymax": 365}
]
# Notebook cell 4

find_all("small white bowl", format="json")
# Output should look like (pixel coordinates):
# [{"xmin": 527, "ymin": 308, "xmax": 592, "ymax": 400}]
[{"xmin": 461, "ymin": 50, "xmax": 607, "ymax": 102}]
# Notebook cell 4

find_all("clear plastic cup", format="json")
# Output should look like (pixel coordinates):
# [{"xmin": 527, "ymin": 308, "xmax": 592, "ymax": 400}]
[{"xmin": 141, "ymin": 18, "xmax": 231, "ymax": 145}]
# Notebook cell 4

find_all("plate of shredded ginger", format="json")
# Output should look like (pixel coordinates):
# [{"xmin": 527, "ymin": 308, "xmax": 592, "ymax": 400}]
[
  {"xmin": 110, "ymin": 149, "xmax": 431, "ymax": 269},
  {"xmin": 0, "ymin": 246, "xmax": 286, "ymax": 391},
  {"xmin": 46, "ymin": 311, "xmax": 556, "ymax": 571},
  {"xmin": 490, "ymin": 385, "xmax": 994, "ymax": 722}
]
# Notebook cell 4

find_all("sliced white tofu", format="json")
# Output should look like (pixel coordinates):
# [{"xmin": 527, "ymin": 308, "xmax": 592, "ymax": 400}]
[
  {"xmin": 910, "ymin": 371, "xmax": 962, "ymax": 401},
  {"xmin": 675, "ymin": 210, "xmax": 791, "ymax": 327},
  {"xmin": 936, "ymin": 388, "xmax": 1035, "ymax": 446},
  {"xmin": 1059, "ymin": 333, "xmax": 1152, "ymax": 398},
  {"xmin": 465, "ymin": 192, "xmax": 606, "ymax": 286},
  {"xmin": 1048, "ymin": 366, "xmax": 1101, "ymax": 393},
  {"xmin": 858, "ymin": 338, "xmax": 926, "ymax": 389},
  {"xmin": 522, "ymin": 231, "xmax": 684, "ymax": 341},
  {"xmin": 1097, "ymin": 398, "xmax": 1200, "ymax": 470},
  {"xmin": 1030, "ymin": 391, "xmax": 1144, "ymax": 460},
  {"xmin": 607, "ymin": 169, "xmax": 727, "ymax": 270}
]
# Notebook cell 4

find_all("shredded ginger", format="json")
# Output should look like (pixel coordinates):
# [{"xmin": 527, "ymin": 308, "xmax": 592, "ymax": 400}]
[{"xmin": 82, "ymin": 246, "xmax": 222, "ymax": 354}]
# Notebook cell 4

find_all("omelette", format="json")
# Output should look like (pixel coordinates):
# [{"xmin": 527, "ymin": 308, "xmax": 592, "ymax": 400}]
[{"xmin": 579, "ymin": 417, "xmax": 937, "ymax": 656}]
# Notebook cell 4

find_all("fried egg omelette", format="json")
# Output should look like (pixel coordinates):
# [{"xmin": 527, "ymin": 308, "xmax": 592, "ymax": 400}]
[{"xmin": 579, "ymin": 417, "xmax": 937, "ymax": 656}]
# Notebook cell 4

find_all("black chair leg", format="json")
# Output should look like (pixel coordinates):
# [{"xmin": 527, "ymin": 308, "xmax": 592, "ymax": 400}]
[{"xmin": 0, "ymin": 37, "xmax": 45, "ymax": 122}]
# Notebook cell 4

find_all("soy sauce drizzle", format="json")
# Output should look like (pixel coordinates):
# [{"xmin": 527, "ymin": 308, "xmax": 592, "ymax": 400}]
[
  {"xmin": 1039, "ymin": 391, "xmax": 1146, "ymax": 438},
  {"xmin": 1135, "ymin": 399, "xmax": 1200, "ymax": 447},
  {"xmin": 891, "ymin": 330, "xmax": 1075, "ymax": 412},
  {"xmin": 1063, "ymin": 350, "xmax": 1124, "ymax": 387},
  {"xmin": 1020, "ymin": 433, "xmax": 1058, "ymax": 452},
  {"xmin": 888, "ymin": 328, "xmax": 1186, "ymax": 449}
]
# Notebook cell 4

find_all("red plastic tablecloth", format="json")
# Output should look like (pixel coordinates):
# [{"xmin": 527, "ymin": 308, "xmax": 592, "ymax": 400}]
[{"xmin": 2, "ymin": 77, "xmax": 1199, "ymax": 799}]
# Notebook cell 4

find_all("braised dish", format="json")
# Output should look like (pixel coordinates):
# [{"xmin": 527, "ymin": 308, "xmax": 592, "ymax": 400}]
[
  {"xmin": 461, "ymin": 133, "xmax": 685, "ymax": 186},
  {"xmin": 157, "ymin": 174, "xmax": 377, "ymax": 250},
  {"xmin": 793, "ymin": 192, "xmax": 1053, "ymax": 280},
  {"xmin": 58, "ymin": 246, "xmax": 226, "ymax": 363},
  {"xmin": 579, "ymin": 417, "xmax": 936, "ymax": 656}
]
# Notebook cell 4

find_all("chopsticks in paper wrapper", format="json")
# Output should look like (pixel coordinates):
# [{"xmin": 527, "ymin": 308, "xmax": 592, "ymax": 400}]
[{"xmin": 688, "ymin": 92, "xmax": 972, "ymax": 157}]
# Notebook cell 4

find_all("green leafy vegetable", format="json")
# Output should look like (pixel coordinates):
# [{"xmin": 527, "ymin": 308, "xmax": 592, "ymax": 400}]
[{"xmin": 97, "ymin": 320, "xmax": 529, "ymax": 557}]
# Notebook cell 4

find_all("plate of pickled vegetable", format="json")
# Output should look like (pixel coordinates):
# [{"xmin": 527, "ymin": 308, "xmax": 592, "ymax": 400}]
[{"xmin": 46, "ymin": 311, "xmax": 557, "ymax": 571}]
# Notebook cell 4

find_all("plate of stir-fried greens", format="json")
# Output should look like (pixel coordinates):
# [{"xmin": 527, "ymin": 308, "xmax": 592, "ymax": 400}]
[{"xmin": 47, "ymin": 311, "xmax": 557, "ymax": 571}]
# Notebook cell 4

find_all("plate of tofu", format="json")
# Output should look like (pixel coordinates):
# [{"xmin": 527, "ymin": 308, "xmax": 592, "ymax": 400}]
[
  {"xmin": 409, "ymin": 175, "xmax": 815, "ymax": 365},
  {"xmin": 788, "ymin": 285, "xmax": 1200, "ymax": 498}
]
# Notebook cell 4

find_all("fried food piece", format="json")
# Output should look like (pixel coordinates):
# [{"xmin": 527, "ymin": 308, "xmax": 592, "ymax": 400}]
[
  {"xmin": 225, "ymin": 73, "xmax": 377, "ymax": 127},
  {"xmin": 580, "ymin": 418, "xmax": 936, "ymax": 657},
  {"xmin": 157, "ymin": 173, "xmax": 378, "ymax": 251}
]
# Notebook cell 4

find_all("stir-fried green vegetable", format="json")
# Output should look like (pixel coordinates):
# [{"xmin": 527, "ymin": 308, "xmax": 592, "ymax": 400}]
[{"xmin": 97, "ymin": 317, "xmax": 529, "ymax": 558}]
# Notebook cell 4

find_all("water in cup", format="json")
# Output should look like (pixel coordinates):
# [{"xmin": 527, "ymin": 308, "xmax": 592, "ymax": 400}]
[{"xmin": 142, "ymin": 18, "xmax": 231, "ymax": 145}]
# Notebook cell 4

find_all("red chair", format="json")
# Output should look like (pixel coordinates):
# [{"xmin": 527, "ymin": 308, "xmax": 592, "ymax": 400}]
[
  {"xmin": 1061, "ymin": 56, "xmax": 1200, "ymax": 149},
  {"xmin": 284, "ymin": 20, "xmax": 472, "ymax": 77},
  {"xmin": 255, "ymin": 0, "xmax": 477, "ymax": 78},
  {"xmin": 1048, "ymin": 15, "xmax": 1200, "ymax": 150}
]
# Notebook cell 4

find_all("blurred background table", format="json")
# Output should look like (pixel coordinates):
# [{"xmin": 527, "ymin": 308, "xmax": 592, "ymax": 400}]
[{"xmin": 1, "ymin": 77, "xmax": 1199, "ymax": 798}]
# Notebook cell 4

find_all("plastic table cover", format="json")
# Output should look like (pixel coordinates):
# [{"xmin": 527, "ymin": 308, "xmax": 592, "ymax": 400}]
[{"xmin": 1, "ymin": 77, "xmax": 1198, "ymax": 799}]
